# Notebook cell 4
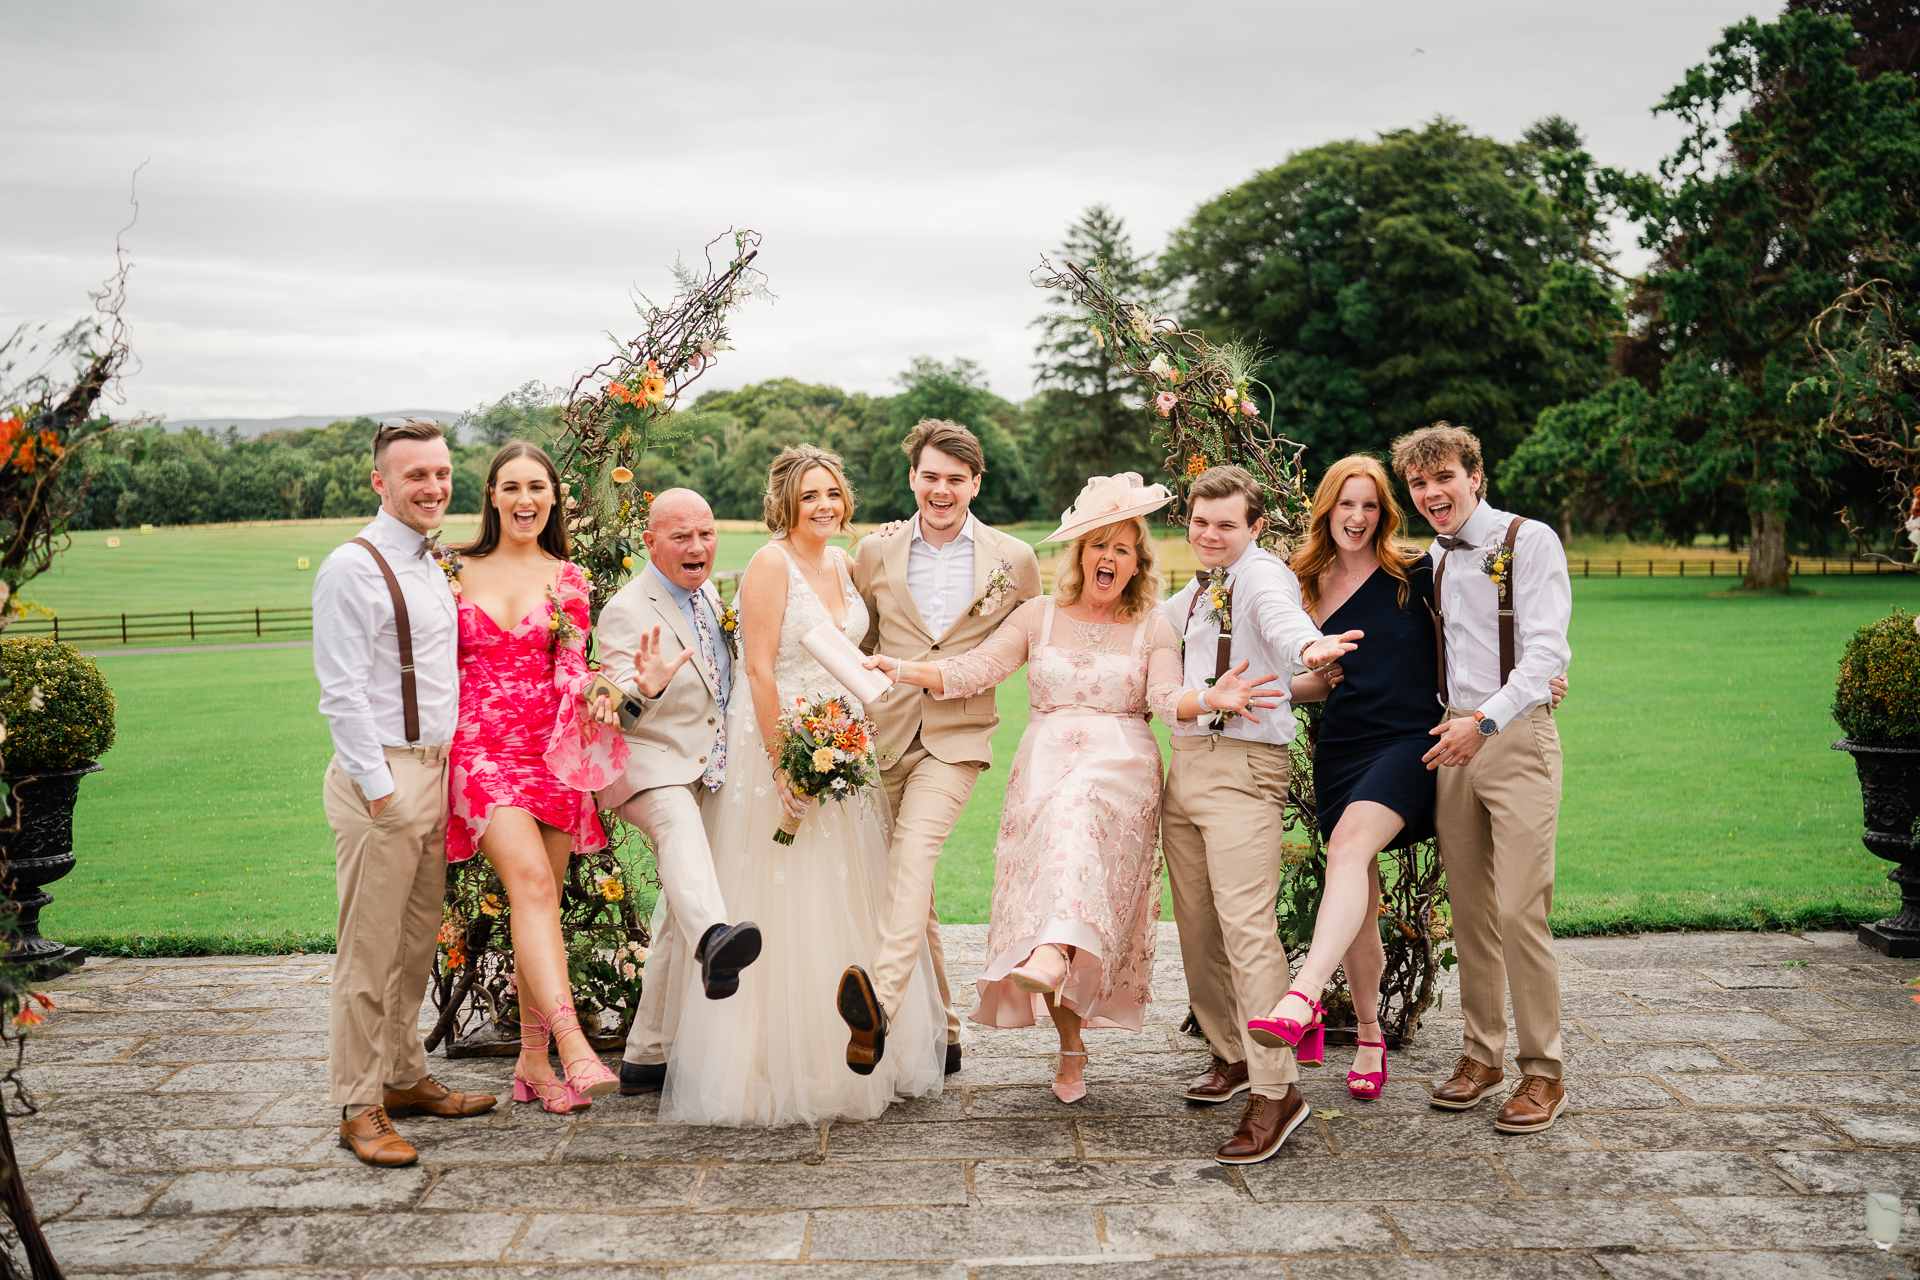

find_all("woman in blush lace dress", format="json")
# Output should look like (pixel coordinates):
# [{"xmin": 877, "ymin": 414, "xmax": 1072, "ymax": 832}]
[
  {"xmin": 447, "ymin": 442, "xmax": 627, "ymax": 1115},
  {"xmin": 661, "ymin": 445, "xmax": 946, "ymax": 1127},
  {"xmin": 871, "ymin": 475, "xmax": 1272, "ymax": 1104}
]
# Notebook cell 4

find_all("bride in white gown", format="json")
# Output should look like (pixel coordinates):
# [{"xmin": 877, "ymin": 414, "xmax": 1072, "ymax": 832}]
[{"xmin": 660, "ymin": 445, "xmax": 946, "ymax": 1126}]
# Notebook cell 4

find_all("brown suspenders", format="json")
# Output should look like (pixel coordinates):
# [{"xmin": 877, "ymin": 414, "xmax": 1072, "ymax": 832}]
[
  {"xmin": 1183, "ymin": 571, "xmax": 1233, "ymax": 680},
  {"xmin": 350, "ymin": 537, "xmax": 421, "ymax": 744},
  {"xmin": 1431, "ymin": 516, "xmax": 1524, "ymax": 710}
]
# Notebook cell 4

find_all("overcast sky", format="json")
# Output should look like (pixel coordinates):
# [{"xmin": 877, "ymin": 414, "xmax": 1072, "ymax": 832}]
[{"xmin": 2, "ymin": 0, "xmax": 1768, "ymax": 422}]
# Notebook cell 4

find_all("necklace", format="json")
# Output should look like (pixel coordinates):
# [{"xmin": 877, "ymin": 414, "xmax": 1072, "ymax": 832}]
[{"xmin": 789, "ymin": 545, "xmax": 833, "ymax": 579}]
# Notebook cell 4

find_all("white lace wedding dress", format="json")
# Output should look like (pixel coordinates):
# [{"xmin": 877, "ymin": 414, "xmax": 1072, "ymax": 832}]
[{"xmin": 659, "ymin": 544, "xmax": 946, "ymax": 1126}]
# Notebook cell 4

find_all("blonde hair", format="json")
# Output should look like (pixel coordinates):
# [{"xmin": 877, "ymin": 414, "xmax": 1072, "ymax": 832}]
[
  {"xmin": 1292, "ymin": 455, "xmax": 1422, "ymax": 613},
  {"xmin": 764, "ymin": 445, "xmax": 857, "ymax": 537},
  {"xmin": 1052, "ymin": 516, "xmax": 1163, "ymax": 622}
]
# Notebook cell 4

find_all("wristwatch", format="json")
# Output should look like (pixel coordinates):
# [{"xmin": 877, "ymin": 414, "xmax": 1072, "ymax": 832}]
[{"xmin": 1473, "ymin": 710, "xmax": 1499, "ymax": 736}]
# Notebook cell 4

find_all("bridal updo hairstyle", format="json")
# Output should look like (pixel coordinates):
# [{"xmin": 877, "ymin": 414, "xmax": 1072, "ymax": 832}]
[
  {"xmin": 461, "ymin": 440, "xmax": 570, "ymax": 559},
  {"xmin": 764, "ymin": 444, "xmax": 857, "ymax": 538},
  {"xmin": 1053, "ymin": 516, "xmax": 1164, "ymax": 623},
  {"xmin": 1291, "ymin": 454, "xmax": 1422, "ymax": 613}
]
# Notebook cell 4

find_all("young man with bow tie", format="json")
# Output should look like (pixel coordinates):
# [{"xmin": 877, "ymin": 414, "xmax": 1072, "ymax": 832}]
[{"xmin": 1394, "ymin": 422, "xmax": 1573, "ymax": 1135}]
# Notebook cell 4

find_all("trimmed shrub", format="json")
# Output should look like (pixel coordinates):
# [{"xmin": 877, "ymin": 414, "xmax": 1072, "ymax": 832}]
[
  {"xmin": 0, "ymin": 637, "xmax": 116, "ymax": 769},
  {"xmin": 1834, "ymin": 609, "xmax": 1920, "ymax": 743}
]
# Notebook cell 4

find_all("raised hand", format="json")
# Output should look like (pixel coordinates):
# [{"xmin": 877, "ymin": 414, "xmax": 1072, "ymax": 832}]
[
  {"xmin": 635, "ymin": 624, "xmax": 696, "ymax": 698},
  {"xmin": 1209, "ymin": 660, "xmax": 1285, "ymax": 724},
  {"xmin": 1302, "ymin": 629, "xmax": 1363, "ymax": 670}
]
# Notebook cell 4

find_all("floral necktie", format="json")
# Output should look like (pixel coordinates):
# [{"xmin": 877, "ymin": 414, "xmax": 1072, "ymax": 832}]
[{"xmin": 690, "ymin": 593, "xmax": 727, "ymax": 790}]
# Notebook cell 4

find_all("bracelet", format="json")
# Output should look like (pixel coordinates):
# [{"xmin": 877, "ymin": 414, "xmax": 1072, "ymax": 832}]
[{"xmin": 1196, "ymin": 689, "xmax": 1213, "ymax": 714}]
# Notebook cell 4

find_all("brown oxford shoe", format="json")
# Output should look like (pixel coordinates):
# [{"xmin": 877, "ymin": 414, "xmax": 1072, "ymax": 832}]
[
  {"xmin": 1184, "ymin": 1056, "xmax": 1251, "ymax": 1104},
  {"xmin": 1494, "ymin": 1075, "xmax": 1566, "ymax": 1134},
  {"xmin": 1429, "ymin": 1055, "xmax": 1504, "ymax": 1110},
  {"xmin": 384, "ymin": 1075, "xmax": 497, "ymax": 1118},
  {"xmin": 339, "ymin": 1106, "xmax": 417, "ymax": 1168},
  {"xmin": 1215, "ymin": 1085, "xmax": 1309, "ymax": 1165}
]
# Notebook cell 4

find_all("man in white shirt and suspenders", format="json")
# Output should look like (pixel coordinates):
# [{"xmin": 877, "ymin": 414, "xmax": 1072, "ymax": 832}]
[
  {"xmin": 313, "ymin": 419, "xmax": 496, "ymax": 1168},
  {"xmin": 1394, "ymin": 423, "xmax": 1574, "ymax": 1135}
]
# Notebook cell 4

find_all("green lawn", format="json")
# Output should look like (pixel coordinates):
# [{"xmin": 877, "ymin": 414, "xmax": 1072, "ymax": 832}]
[{"xmin": 36, "ymin": 525, "xmax": 1920, "ymax": 949}]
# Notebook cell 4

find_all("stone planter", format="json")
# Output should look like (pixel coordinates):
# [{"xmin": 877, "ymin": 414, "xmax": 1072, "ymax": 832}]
[
  {"xmin": 1834, "ymin": 739, "xmax": 1920, "ymax": 957},
  {"xmin": 0, "ymin": 761, "xmax": 98, "ymax": 980}
]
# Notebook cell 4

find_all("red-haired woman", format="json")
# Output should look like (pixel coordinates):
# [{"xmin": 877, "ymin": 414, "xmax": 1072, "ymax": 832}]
[
  {"xmin": 1249, "ymin": 456, "xmax": 1565, "ymax": 1101},
  {"xmin": 446, "ymin": 442, "xmax": 626, "ymax": 1114}
]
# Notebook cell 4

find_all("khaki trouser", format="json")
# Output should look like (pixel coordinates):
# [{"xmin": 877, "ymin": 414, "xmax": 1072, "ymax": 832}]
[
  {"xmin": 1434, "ymin": 705, "xmax": 1565, "ymax": 1080},
  {"xmin": 872, "ymin": 737, "xmax": 976, "ymax": 1044},
  {"xmin": 621, "ymin": 784, "xmax": 724, "ymax": 1066},
  {"xmin": 1161, "ymin": 735, "xmax": 1298, "ymax": 1097},
  {"xmin": 323, "ymin": 746, "xmax": 450, "ymax": 1110}
]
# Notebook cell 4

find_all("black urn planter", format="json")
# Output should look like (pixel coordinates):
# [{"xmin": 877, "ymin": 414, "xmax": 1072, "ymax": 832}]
[
  {"xmin": 0, "ymin": 762, "xmax": 98, "ymax": 980},
  {"xmin": 1834, "ymin": 739, "xmax": 1920, "ymax": 957}
]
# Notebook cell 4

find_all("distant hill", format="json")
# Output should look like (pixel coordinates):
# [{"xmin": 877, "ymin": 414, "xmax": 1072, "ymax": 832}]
[{"xmin": 157, "ymin": 410, "xmax": 464, "ymax": 440}]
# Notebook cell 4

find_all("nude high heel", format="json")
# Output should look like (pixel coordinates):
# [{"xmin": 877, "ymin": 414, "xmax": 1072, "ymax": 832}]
[
  {"xmin": 1010, "ymin": 944, "xmax": 1071, "ymax": 998},
  {"xmin": 1052, "ymin": 1049, "xmax": 1088, "ymax": 1104},
  {"xmin": 549, "ymin": 1002, "xmax": 620, "ymax": 1099},
  {"xmin": 1247, "ymin": 989, "xmax": 1326, "ymax": 1066},
  {"xmin": 512, "ymin": 1005, "xmax": 589, "ymax": 1115}
]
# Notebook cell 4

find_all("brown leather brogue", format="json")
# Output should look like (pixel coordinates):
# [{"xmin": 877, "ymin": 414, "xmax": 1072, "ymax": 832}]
[
  {"xmin": 1429, "ymin": 1055, "xmax": 1504, "ymax": 1110},
  {"xmin": 1214, "ymin": 1085, "xmax": 1309, "ymax": 1165},
  {"xmin": 1184, "ymin": 1056, "xmax": 1251, "ymax": 1104},
  {"xmin": 1494, "ymin": 1075, "xmax": 1566, "ymax": 1134},
  {"xmin": 384, "ymin": 1075, "xmax": 497, "ymax": 1118},
  {"xmin": 339, "ymin": 1106, "xmax": 417, "ymax": 1168}
]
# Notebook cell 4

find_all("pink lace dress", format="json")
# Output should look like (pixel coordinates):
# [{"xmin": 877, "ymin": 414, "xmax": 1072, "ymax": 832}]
[
  {"xmin": 447, "ymin": 561, "xmax": 628, "ymax": 862},
  {"xmin": 933, "ymin": 596, "xmax": 1187, "ymax": 1031}
]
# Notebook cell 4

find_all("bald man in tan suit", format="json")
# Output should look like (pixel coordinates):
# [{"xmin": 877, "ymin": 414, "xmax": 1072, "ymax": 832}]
[{"xmin": 836, "ymin": 420, "xmax": 1042, "ymax": 1075}]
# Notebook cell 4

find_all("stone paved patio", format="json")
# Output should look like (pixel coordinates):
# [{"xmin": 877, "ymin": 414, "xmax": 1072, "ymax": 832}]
[{"xmin": 20, "ymin": 922, "xmax": 1920, "ymax": 1277}]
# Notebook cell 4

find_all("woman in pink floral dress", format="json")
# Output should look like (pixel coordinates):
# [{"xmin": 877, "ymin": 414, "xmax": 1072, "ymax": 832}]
[
  {"xmin": 872, "ymin": 476, "xmax": 1268, "ymax": 1104},
  {"xmin": 447, "ymin": 442, "xmax": 627, "ymax": 1114}
]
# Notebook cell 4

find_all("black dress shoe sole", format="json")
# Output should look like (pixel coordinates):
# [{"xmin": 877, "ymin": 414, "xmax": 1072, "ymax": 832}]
[
  {"xmin": 700, "ymin": 923, "xmax": 763, "ymax": 1000},
  {"xmin": 837, "ymin": 966, "xmax": 886, "ymax": 1076}
]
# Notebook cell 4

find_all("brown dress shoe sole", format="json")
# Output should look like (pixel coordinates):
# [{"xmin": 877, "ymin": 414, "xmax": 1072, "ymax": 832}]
[
  {"xmin": 837, "ymin": 967, "xmax": 885, "ymax": 1077},
  {"xmin": 1494, "ymin": 1091, "xmax": 1568, "ymax": 1134},
  {"xmin": 338, "ymin": 1133, "xmax": 417, "ymax": 1167},
  {"xmin": 1184, "ymin": 1078, "xmax": 1252, "ymax": 1104},
  {"xmin": 1428, "ymin": 1080, "xmax": 1502, "ymax": 1111},
  {"xmin": 1214, "ymin": 1097, "xmax": 1311, "ymax": 1165}
]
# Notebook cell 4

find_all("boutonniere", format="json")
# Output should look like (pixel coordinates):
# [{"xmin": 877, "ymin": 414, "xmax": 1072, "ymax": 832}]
[
  {"xmin": 431, "ymin": 544, "xmax": 464, "ymax": 596},
  {"xmin": 717, "ymin": 598, "xmax": 739, "ymax": 658},
  {"xmin": 545, "ymin": 584, "xmax": 581, "ymax": 650},
  {"xmin": 968, "ymin": 558, "xmax": 1018, "ymax": 618},
  {"xmin": 1480, "ymin": 545, "xmax": 1513, "ymax": 593},
  {"xmin": 1203, "ymin": 567, "xmax": 1232, "ymax": 633}
]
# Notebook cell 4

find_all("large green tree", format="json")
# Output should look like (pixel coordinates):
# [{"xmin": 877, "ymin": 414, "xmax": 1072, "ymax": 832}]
[
  {"xmin": 1502, "ymin": 8, "xmax": 1920, "ymax": 587},
  {"xmin": 1159, "ymin": 117, "xmax": 1614, "ymax": 482},
  {"xmin": 1027, "ymin": 206, "xmax": 1167, "ymax": 515}
]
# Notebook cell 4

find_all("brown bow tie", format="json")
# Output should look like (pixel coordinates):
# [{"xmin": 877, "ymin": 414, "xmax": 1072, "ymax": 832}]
[
  {"xmin": 1436, "ymin": 534, "xmax": 1473, "ymax": 551},
  {"xmin": 417, "ymin": 533, "xmax": 440, "ymax": 560}
]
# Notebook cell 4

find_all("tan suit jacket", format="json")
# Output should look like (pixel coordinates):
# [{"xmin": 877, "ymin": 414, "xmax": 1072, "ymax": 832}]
[
  {"xmin": 594, "ymin": 569, "xmax": 728, "ymax": 811},
  {"xmin": 852, "ymin": 522, "xmax": 1042, "ymax": 768}
]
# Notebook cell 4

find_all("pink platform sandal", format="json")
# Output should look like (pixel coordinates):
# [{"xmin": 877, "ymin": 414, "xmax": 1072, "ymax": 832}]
[
  {"xmin": 549, "ymin": 1002, "xmax": 620, "ymax": 1099},
  {"xmin": 1247, "ymin": 989, "xmax": 1325, "ymax": 1067},
  {"xmin": 1348, "ymin": 1021, "xmax": 1388, "ymax": 1101},
  {"xmin": 512, "ymin": 1005, "xmax": 589, "ymax": 1115}
]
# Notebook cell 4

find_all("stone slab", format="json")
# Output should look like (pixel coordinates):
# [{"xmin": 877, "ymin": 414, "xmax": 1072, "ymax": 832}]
[
  {"xmin": 695, "ymin": 1160, "xmax": 967, "ymax": 1209},
  {"xmin": 1386, "ymin": 1197, "xmax": 1700, "ymax": 1251},
  {"xmin": 1100, "ymin": 1202, "xmax": 1398, "ymax": 1255},
  {"xmin": 809, "ymin": 1206, "xmax": 1102, "ymax": 1261},
  {"xmin": 214, "ymin": 1211, "xmax": 524, "ymax": 1266},
  {"xmin": 424, "ymin": 1163, "xmax": 697, "ymax": 1210},
  {"xmin": 513, "ymin": 1209, "xmax": 810, "ymax": 1263},
  {"xmin": 1500, "ymin": 1149, "xmax": 1788, "ymax": 1197},
  {"xmin": 149, "ymin": 1166, "xmax": 432, "ymax": 1215},
  {"xmin": 971, "ymin": 1157, "xmax": 1243, "ymax": 1204},
  {"xmin": 1241, "ymin": 1153, "xmax": 1507, "ymax": 1201}
]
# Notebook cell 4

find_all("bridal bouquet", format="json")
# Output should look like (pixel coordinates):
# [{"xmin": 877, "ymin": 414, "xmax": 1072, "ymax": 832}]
[{"xmin": 770, "ymin": 695, "xmax": 886, "ymax": 845}]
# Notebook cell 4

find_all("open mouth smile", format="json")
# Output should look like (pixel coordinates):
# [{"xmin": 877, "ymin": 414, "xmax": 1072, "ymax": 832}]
[
  {"xmin": 512, "ymin": 509, "xmax": 538, "ymax": 531},
  {"xmin": 1095, "ymin": 567, "xmax": 1116, "ymax": 589}
]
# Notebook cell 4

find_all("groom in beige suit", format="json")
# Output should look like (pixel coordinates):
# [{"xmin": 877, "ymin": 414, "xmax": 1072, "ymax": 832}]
[
  {"xmin": 838, "ymin": 420, "xmax": 1043, "ymax": 1074},
  {"xmin": 596, "ymin": 488, "xmax": 762, "ymax": 1094}
]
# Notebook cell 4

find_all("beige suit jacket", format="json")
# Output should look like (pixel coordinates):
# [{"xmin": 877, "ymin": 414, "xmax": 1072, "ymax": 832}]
[
  {"xmin": 594, "ymin": 569, "xmax": 729, "ymax": 811},
  {"xmin": 853, "ymin": 522, "xmax": 1043, "ymax": 769}
]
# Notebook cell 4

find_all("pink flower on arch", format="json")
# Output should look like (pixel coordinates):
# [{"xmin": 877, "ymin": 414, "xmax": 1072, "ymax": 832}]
[
  {"xmin": 1240, "ymin": 399, "xmax": 1258, "ymax": 417},
  {"xmin": 1154, "ymin": 391, "xmax": 1178, "ymax": 417}
]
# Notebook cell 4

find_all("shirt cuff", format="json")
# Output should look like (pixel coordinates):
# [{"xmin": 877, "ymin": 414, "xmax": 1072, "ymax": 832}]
[
  {"xmin": 353, "ymin": 764, "xmax": 396, "ymax": 803},
  {"xmin": 1479, "ymin": 692, "xmax": 1522, "ymax": 732}
]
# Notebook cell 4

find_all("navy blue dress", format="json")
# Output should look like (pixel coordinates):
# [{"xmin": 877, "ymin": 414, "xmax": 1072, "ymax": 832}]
[{"xmin": 1311, "ymin": 553, "xmax": 1440, "ymax": 850}]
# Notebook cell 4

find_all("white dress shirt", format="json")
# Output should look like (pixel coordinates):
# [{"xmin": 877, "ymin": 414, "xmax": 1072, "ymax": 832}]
[
  {"xmin": 1429, "ymin": 499, "xmax": 1573, "ymax": 729},
  {"xmin": 906, "ymin": 511, "xmax": 977, "ymax": 638},
  {"xmin": 1162, "ymin": 542, "xmax": 1325, "ymax": 746},
  {"xmin": 313, "ymin": 508, "xmax": 460, "ymax": 801}
]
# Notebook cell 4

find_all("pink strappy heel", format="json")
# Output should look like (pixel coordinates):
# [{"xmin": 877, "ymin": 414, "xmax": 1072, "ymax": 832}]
[
  {"xmin": 512, "ymin": 1005, "xmax": 589, "ymax": 1114},
  {"xmin": 1010, "ymin": 944, "xmax": 1072, "ymax": 1000},
  {"xmin": 1348, "ymin": 1024, "xmax": 1388, "ymax": 1100},
  {"xmin": 1247, "ymin": 989, "xmax": 1325, "ymax": 1066},
  {"xmin": 549, "ymin": 1002, "xmax": 620, "ymax": 1099}
]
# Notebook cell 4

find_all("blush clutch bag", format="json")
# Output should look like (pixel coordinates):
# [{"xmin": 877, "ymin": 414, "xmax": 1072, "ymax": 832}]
[{"xmin": 801, "ymin": 621, "xmax": 894, "ymax": 706}]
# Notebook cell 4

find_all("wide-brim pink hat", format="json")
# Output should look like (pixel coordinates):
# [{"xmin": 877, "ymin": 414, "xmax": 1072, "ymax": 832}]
[{"xmin": 1041, "ymin": 472, "xmax": 1175, "ymax": 544}]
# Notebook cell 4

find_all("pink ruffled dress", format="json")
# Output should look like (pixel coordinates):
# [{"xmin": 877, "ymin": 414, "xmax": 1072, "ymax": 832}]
[
  {"xmin": 932, "ymin": 596, "xmax": 1187, "ymax": 1031},
  {"xmin": 447, "ymin": 561, "xmax": 628, "ymax": 862}
]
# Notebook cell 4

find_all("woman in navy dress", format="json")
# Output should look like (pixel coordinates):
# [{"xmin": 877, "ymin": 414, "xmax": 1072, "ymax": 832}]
[{"xmin": 1250, "ymin": 455, "xmax": 1564, "ymax": 1100}]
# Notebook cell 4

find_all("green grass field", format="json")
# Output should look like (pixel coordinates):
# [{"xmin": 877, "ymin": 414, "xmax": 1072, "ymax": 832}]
[{"xmin": 33, "ymin": 521, "xmax": 1920, "ymax": 950}]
